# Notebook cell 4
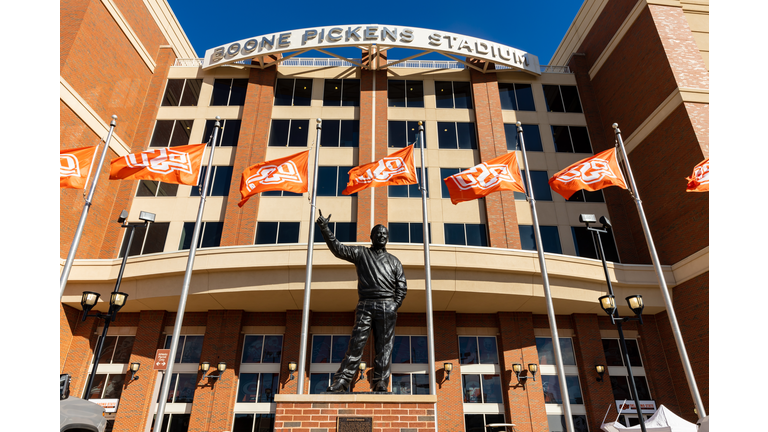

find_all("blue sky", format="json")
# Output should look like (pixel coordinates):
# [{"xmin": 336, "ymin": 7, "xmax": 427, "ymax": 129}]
[{"xmin": 166, "ymin": 0, "xmax": 584, "ymax": 65}]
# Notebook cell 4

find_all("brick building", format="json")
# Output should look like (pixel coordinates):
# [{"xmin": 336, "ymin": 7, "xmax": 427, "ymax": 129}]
[{"xmin": 59, "ymin": 1, "xmax": 708, "ymax": 431}]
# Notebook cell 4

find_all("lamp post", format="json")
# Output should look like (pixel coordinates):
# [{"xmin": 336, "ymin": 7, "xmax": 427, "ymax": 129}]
[
  {"xmin": 580, "ymin": 214, "xmax": 648, "ymax": 432},
  {"xmin": 80, "ymin": 210, "xmax": 155, "ymax": 399}
]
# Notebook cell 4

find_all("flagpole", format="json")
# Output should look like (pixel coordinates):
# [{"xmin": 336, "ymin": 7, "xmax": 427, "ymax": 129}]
[
  {"xmin": 612, "ymin": 123, "xmax": 706, "ymax": 419},
  {"xmin": 297, "ymin": 118, "xmax": 322, "ymax": 394},
  {"xmin": 154, "ymin": 117, "xmax": 221, "ymax": 423},
  {"xmin": 517, "ymin": 121, "xmax": 574, "ymax": 432},
  {"xmin": 60, "ymin": 115, "xmax": 117, "ymax": 299}
]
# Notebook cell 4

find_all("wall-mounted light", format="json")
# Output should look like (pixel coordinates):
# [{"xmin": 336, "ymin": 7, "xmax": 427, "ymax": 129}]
[
  {"xmin": 288, "ymin": 361, "xmax": 297, "ymax": 381},
  {"xmin": 444, "ymin": 362, "xmax": 453, "ymax": 380},
  {"xmin": 358, "ymin": 361, "xmax": 367, "ymax": 381},
  {"xmin": 595, "ymin": 365, "xmax": 606, "ymax": 382},
  {"xmin": 512, "ymin": 363, "xmax": 537, "ymax": 385},
  {"xmin": 201, "ymin": 361, "xmax": 226, "ymax": 380},
  {"xmin": 527, "ymin": 363, "xmax": 538, "ymax": 381},
  {"xmin": 130, "ymin": 362, "xmax": 141, "ymax": 381}
]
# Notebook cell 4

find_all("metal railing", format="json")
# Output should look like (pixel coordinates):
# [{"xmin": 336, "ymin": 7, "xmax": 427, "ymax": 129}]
[{"xmin": 172, "ymin": 57, "xmax": 571, "ymax": 73}]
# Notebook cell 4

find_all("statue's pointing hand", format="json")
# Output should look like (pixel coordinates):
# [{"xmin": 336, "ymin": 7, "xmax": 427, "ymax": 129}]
[{"xmin": 316, "ymin": 209, "xmax": 332, "ymax": 228}]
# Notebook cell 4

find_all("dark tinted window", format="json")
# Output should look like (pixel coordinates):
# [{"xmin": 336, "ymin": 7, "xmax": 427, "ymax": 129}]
[
  {"xmin": 515, "ymin": 171, "xmax": 552, "ymax": 201},
  {"xmin": 162, "ymin": 79, "xmax": 201, "ymax": 106},
  {"xmin": 119, "ymin": 222, "xmax": 170, "ymax": 257},
  {"xmin": 389, "ymin": 168, "xmax": 427, "ymax": 198},
  {"xmin": 552, "ymin": 125, "xmax": 592, "ymax": 153},
  {"xmin": 321, "ymin": 120, "xmax": 359, "ymax": 147},
  {"xmin": 274, "ymin": 78, "xmax": 313, "ymax": 106},
  {"xmin": 268, "ymin": 119, "xmax": 309, "ymax": 146},
  {"xmin": 444, "ymin": 224, "xmax": 487, "ymax": 246},
  {"xmin": 388, "ymin": 80, "xmax": 424, "ymax": 108},
  {"xmin": 136, "ymin": 180, "xmax": 178, "ymax": 197},
  {"xmin": 435, "ymin": 81, "xmax": 472, "ymax": 109},
  {"xmin": 388, "ymin": 121, "xmax": 424, "ymax": 148},
  {"xmin": 203, "ymin": 119, "xmax": 241, "ymax": 147},
  {"xmin": 323, "ymin": 79, "xmax": 360, "ymax": 106},
  {"xmin": 572, "ymin": 226, "xmax": 620, "ymax": 262},
  {"xmin": 255, "ymin": 222, "xmax": 300, "ymax": 244},
  {"xmin": 191, "ymin": 166, "xmax": 232, "ymax": 197},
  {"xmin": 150, "ymin": 120, "xmax": 193, "ymax": 147},
  {"xmin": 498, "ymin": 82, "xmax": 535, "ymax": 111},
  {"xmin": 543, "ymin": 85, "xmax": 582, "ymax": 113},
  {"xmin": 388, "ymin": 223, "xmax": 430, "ymax": 244},
  {"xmin": 505, "ymin": 123, "xmax": 543, "ymax": 151},
  {"xmin": 440, "ymin": 168, "xmax": 462, "ymax": 198},
  {"xmin": 179, "ymin": 222, "xmax": 223, "ymax": 250},
  {"xmin": 519, "ymin": 225, "xmax": 562, "ymax": 254}
]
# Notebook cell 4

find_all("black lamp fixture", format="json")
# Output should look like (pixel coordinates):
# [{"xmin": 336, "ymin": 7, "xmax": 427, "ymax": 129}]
[
  {"xmin": 358, "ymin": 361, "xmax": 367, "ymax": 381},
  {"xmin": 130, "ymin": 362, "xmax": 141, "ymax": 381},
  {"xmin": 512, "ymin": 363, "xmax": 537, "ymax": 385},
  {"xmin": 444, "ymin": 362, "xmax": 453, "ymax": 380},
  {"xmin": 201, "ymin": 361, "xmax": 226, "ymax": 380},
  {"xmin": 595, "ymin": 365, "xmax": 605, "ymax": 382},
  {"xmin": 288, "ymin": 361, "xmax": 297, "ymax": 381}
]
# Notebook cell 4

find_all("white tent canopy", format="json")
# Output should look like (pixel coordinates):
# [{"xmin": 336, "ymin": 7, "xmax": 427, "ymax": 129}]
[{"xmin": 601, "ymin": 405, "xmax": 697, "ymax": 432}]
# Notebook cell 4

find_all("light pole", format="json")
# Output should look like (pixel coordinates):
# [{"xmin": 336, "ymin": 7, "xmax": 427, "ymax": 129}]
[
  {"xmin": 580, "ymin": 214, "xmax": 648, "ymax": 432},
  {"xmin": 81, "ymin": 210, "xmax": 155, "ymax": 399}
]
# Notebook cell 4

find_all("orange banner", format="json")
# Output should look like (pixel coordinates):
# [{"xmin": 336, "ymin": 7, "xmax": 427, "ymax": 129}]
[
  {"xmin": 548, "ymin": 148, "xmax": 628, "ymax": 200},
  {"xmin": 61, "ymin": 145, "xmax": 98, "ymax": 189},
  {"xmin": 342, "ymin": 145, "xmax": 418, "ymax": 195},
  {"xmin": 685, "ymin": 158, "xmax": 709, "ymax": 192},
  {"xmin": 443, "ymin": 152, "xmax": 525, "ymax": 205},
  {"xmin": 109, "ymin": 144, "xmax": 206, "ymax": 185},
  {"xmin": 238, "ymin": 150, "xmax": 310, "ymax": 207}
]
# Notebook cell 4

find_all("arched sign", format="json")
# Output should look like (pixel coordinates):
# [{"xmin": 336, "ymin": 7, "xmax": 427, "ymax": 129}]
[{"xmin": 203, "ymin": 24, "xmax": 540, "ymax": 75}]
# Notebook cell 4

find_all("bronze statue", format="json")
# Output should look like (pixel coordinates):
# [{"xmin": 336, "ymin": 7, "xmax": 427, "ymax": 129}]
[{"xmin": 316, "ymin": 210, "xmax": 407, "ymax": 392}]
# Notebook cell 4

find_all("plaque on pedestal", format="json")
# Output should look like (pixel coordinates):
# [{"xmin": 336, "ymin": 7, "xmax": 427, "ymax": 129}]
[{"xmin": 337, "ymin": 416, "xmax": 373, "ymax": 432}]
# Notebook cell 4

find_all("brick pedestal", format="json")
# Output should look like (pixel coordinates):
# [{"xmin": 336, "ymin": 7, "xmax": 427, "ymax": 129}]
[{"xmin": 274, "ymin": 394, "xmax": 437, "ymax": 432}]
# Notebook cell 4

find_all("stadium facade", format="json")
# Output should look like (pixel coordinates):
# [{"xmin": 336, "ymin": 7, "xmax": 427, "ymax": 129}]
[{"xmin": 59, "ymin": 1, "xmax": 709, "ymax": 431}]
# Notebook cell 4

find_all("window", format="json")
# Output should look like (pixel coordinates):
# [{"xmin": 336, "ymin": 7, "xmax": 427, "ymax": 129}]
[
  {"xmin": 118, "ymin": 222, "xmax": 170, "ymax": 257},
  {"xmin": 211, "ymin": 78, "xmax": 248, "ymax": 106},
  {"xmin": 313, "ymin": 222, "xmax": 356, "ymax": 243},
  {"xmin": 268, "ymin": 119, "xmax": 309, "ymax": 147},
  {"xmin": 392, "ymin": 335, "xmax": 428, "ymax": 364},
  {"xmin": 541, "ymin": 375, "xmax": 583, "ymax": 404},
  {"xmin": 543, "ymin": 85, "xmax": 583, "ymax": 113},
  {"xmin": 388, "ymin": 121, "xmax": 425, "ymax": 148},
  {"xmin": 85, "ymin": 373, "xmax": 125, "ymax": 400},
  {"xmin": 546, "ymin": 415, "xmax": 590, "ymax": 432},
  {"xmin": 323, "ymin": 79, "xmax": 360, "ymax": 106},
  {"xmin": 316, "ymin": 166, "xmax": 355, "ymax": 197},
  {"xmin": 164, "ymin": 335, "xmax": 204, "ymax": 364},
  {"xmin": 162, "ymin": 79, "xmax": 202, "ymax": 107},
  {"xmin": 459, "ymin": 336, "xmax": 498, "ymax": 365},
  {"xmin": 236, "ymin": 373, "xmax": 279, "ymax": 403},
  {"xmin": 95, "ymin": 336, "xmax": 135, "ymax": 364},
  {"xmin": 261, "ymin": 190, "xmax": 302, "ymax": 197},
  {"xmin": 389, "ymin": 168, "xmax": 427, "ymax": 198},
  {"xmin": 309, "ymin": 373, "xmax": 331, "ymax": 395},
  {"xmin": 462, "ymin": 374, "xmax": 503, "ymax": 403},
  {"xmin": 551, "ymin": 126, "xmax": 592, "ymax": 153},
  {"xmin": 311, "ymin": 335, "xmax": 350, "ymax": 364},
  {"xmin": 389, "ymin": 223, "xmax": 431, "ymax": 244},
  {"xmin": 518, "ymin": 225, "xmax": 562, "ymax": 254},
  {"xmin": 232, "ymin": 414, "xmax": 275, "ymax": 432},
  {"xmin": 513, "ymin": 171, "xmax": 552, "ymax": 201},
  {"xmin": 391, "ymin": 373, "xmax": 430, "ymax": 395},
  {"xmin": 161, "ymin": 373, "xmax": 197, "ymax": 403},
  {"xmin": 242, "ymin": 335, "xmax": 283, "ymax": 363},
  {"xmin": 149, "ymin": 120, "xmax": 193, "ymax": 147},
  {"xmin": 465, "ymin": 414, "xmax": 507, "ymax": 432},
  {"xmin": 567, "ymin": 189, "xmax": 605, "ymax": 203},
  {"xmin": 274, "ymin": 78, "xmax": 312, "ymax": 106},
  {"xmin": 437, "ymin": 122, "xmax": 477, "ymax": 149},
  {"xmin": 202, "ymin": 119, "xmax": 242, "ymax": 147},
  {"xmin": 191, "ymin": 166, "xmax": 233, "ymax": 197},
  {"xmin": 498, "ymin": 82, "xmax": 535, "ymax": 111},
  {"xmin": 255, "ymin": 222, "xmax": 300, "ymax": 244},
  {"xmin": 571, "ymin": 226, "xmax": 620, "ymax": 262},
  {"xmin": 444, "ymin": 224, "xmax": 488, "ymax": 247},
  {"xmin": 179, "ymin": 222, "xmax": 223, "ymax": 250},
  {"xmin": 535, "ymin": 337, "xmax": 576, "ymax": 366},
  {"xmin": 136, "ymin": 181, "xmax": 178, "ymax": 197},
  {"xmin": 435, "ymin": 81, "xmax": 472, "ymax": 109},
  {"xmin": 603, "ymin": 338, "xmax": 651, "ymax": 401},
  {"xmin": 504, "ymin": 123, "xmax": 542, "ymax": 151},
  {"xmin": 388, "ymin": 80, "xmax": 424, "ymax": 108},
  {"xmin": 320, "ymin": 120, "xmax": 359, "ymax": 147},
  {"xmin": 152, "ymin": 414, "xmax": 191, "ymax": 432},
  {"xmin": 537, "ymin": 337, "xmax": 587, "ymax": 431}
]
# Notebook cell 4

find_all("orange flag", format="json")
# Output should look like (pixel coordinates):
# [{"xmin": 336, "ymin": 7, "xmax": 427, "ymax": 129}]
[
  {"xmin": 109, "ymin": 143, "xmax": 206, "ymax": 185},
  {"xmin": 60, "ymin": 145, "xmax": 98, "ymax": 189},
  {"xmin": 342, "ymin": 145, "xmax": 417, "ymax": 195},
  {"xmin": 685, "ymin": 158, "xmax": 709, "ymax": 192},
  {"xmin": 443, "ymin": 152, "xmax": 525, "ymax": 205},
  {"xmin": 548, "ymin": 148, "xmax": 628, "ymax": 200},
  {"xmin": 238, "ymin": 150, "xmax": 309, "ymax": 207}
]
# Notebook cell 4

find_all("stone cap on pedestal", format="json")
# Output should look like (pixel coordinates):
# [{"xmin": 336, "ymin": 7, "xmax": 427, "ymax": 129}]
[{"xmin": 274, "ymin": 393, "xmax": 437, "ymax": 403}]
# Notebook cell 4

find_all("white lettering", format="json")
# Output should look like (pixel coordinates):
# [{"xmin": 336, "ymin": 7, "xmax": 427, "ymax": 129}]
[
  {"xmin": 243, "ymin": 39, "xmax": 258, "ymax": 54},
  {"xmin": 476, "ymin": 41, "xmax": 489, "ymax": 54},
  {"xmin": 346, "ymin": 26, "xmax": 362, "ymax": 41},
  {"xmin": 278, "ymin": 33, "xmax": 291, "ymax": 47},
  {"xmin": 399, "ymin": 28, "xmax": 414, "ymax": 42},
  {"xmin": 227, "ymin": 43, "xmax": 240, "ymax": 56},
  {"xmin": 443, "ymin": 35, "xmax": 458, "ymax": 49},
  {"xmin": 261, "ymin": 35, "xmax": 275, "ymax": 50},
  {"xmin": 428, "ymin": 33, "xmax": 442, "ymax": 46},
  {"xmin": 381, "ymin": 27, "xmax": 397, "ymax": 42},
  {"xmin": 458, "ymin": 38, "xmax": 472, "ymax": 52},
  {"xmin": 498, "ymin": 46, "xmax": 511, "ymax": 60},
  {"xmin": 327, "ymin": 27, "xmax": 343, "ymax": 42},
  {"xmin": 364, "ymin": 26, "xmax": 378, "ymax": 41},
  {"xmin": 302, "ymin": 30, "xmax": 317, "ymax": 45}
]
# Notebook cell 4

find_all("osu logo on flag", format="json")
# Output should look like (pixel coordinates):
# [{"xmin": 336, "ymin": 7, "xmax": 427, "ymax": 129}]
[
  {"xmin": 60, "ymin": 154, "xmax": 81, "ymax": 177},
  {"xmin": 451, "ymin": 163, "xmax": 516, "ymax": 190},
  {"xmin": 693, "ymin": 160, "xmax": 709, "ymax": 184},
  {"xmin": 245, "ymin": 161, "xmax": 303, "ymax": 191},
  {"xmin": 356, "ymin": 156, "xmax": 409, "ymax": 184},
  {"xmin": 124, "ymin": 148, "xmax": 195, "ymax": 175},
  {"xmin": 555, "ymin": 158, "xmax": 618, "ymax": 184}
]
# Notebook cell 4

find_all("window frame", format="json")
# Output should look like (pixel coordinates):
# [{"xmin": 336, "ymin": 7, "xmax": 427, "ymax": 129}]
[
  {"xmin": 274, "ymin": 78, "xmax": 313, "ymax": 106},
  {"xmin": 316, "ymin": 165, "xmax": 356, "ymax": 197},
  {"xmin": 497, "ymin": 82, "xmax": 535, "ymax": 111},
  {"xmin": 210, "ymin": 78, "xmax": 248, "ymax": 106},
  {"xmin": 571, "ymin": 226, "xmax": 621, "ymax": 263},
  {"xmin": 190, "ymin": 165, "xmax": 233, "ymax": 197},
  {"xmin": 388, "ymin": 222, "xmax": 432, "ymax": 244},
  {"xmin": 443, "ymin": 223, "xmax": 489, "ymax": 247},
  {"xmin": 518, "ymin": 225, "xmax": 563, "ymax": 254},
  {"xmin": 513, "ymin": 170, "xmax": 552, "ymax": 201},
  {"xmin": 268, "ymin": 119, "xmax": 310, "ymax": 147},
  {"xmin": 322, "ymin": 79, "xmax": 360, "ymax": 106},
  {"xmin": 254, "ymin": 221, "xmax": 301, "ymax": 245},
  {"xmin": 118, "ymin": 221, "xmax": 170, "ymax": 258},
  {"xmin": 135, "ymin": 180, "xmax": 178, "ymax": 198},
  {"xmin": 535, "ymin": 336, "xmax": 588, "ymax": 428},
  {"xmin": 437, "ymin": 121, "xmax": 478, "ymax": 150},
  {"xmin": 388, "ymin": 120, "xmax": 426, "ymax": 148},
  {"xmin": 235, "ymin": 335, "xmax": 283, "ymax": 414},
  {"xmin": 161, "ymin": 79, "xmax": 202, "ymax": 107},
  {"xmin": 551, "ymin": 125, "xmax": 593, "ymax": 153},
  {"xmin": 149, "ymin": 119, "xmax": 194, "ymax": 148},
  {"xmin": 319, "ymin": 119, "xmax": 360, "ymax": 147},
  {"xmin": 543, "ymin": 84, "xmax": 583, "ymax": 113},
  {"xmin": 178, "ymin": 221, "xmax": 224, "ymax": 251},
  {"xmin": 202, "ymin": 119, "xmax": 242, "ymax": 147},
  {"xmin": 435, "ymin": 81, "xmax": 473, "ymax": 109},
  {"xmin": 388, "ymin": 79, "xmax": 425, "ymax": 108}
]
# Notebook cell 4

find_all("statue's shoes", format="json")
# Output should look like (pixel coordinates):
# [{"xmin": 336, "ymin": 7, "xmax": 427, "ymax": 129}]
[
  {"xmin": 326, "ymin": 379, "xmax": 349, "ymax": 393},
  {"xmin": 371, "ymin": 382, "xmax": 389, "ymax": 392}
]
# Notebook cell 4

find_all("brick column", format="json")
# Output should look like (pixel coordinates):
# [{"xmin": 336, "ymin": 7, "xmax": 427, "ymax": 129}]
[
  {"xmin": 221, "ymin": 57, "xmax": 280, "ymax": 246},
  {"xmin": 571, "ymin": 314, "xmax": 615, "ymax": 432},
  {"xmin": 62, "ymin": 315, "xmax": 100, "ymax": 396},
  {"xmin": 99, "ymin": 47, "xmax": 177, "ymax": 258},
  {"xmin": 188, "ymin": 310, "xmax": 244, "ymax": 432},
  {"xmin": 61, "ymin": 304, "xmax": 81, "ymax": 372},
  {"xmin": 281, "ymin": 310, "xmax": 306, "ymax": 394},
  {"xmin": 468, "ymin": 62, "xmax": 520, "ymax": 249},
  {"xmin": 357, "ymin": 49, "xmax": 389, "ymax": 241},
  {"xmin": 433, "ymin": 311, "xmax": 462, "ymax": 431},
  {"xmin": 497, "ymin": 312, "xmax": 547, "ymax": 432},
  {"xmin": 113, "ymin": 310, "xmax": 167, "ymax": 432}
]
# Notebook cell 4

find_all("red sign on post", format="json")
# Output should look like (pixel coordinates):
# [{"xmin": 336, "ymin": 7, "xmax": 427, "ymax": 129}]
[{"xmin": 154, "ymin": 349, "xmax": 171, "ymax": 370}]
